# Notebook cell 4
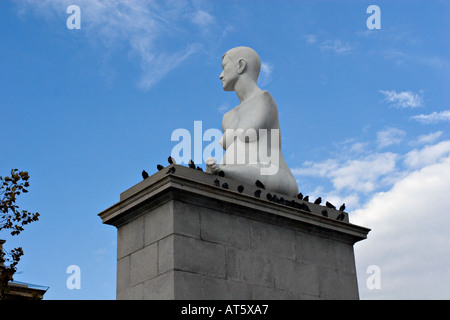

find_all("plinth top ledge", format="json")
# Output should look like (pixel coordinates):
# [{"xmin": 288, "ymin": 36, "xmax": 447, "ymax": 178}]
[{"xmin": 98, "ymin": 164, "xmax": 370, "ymax": 244}]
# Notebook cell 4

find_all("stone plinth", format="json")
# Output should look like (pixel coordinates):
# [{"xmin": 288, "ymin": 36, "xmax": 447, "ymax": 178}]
[{"xmin": 98, "ymin": 164, "xmax": 370, "ymax": 300}]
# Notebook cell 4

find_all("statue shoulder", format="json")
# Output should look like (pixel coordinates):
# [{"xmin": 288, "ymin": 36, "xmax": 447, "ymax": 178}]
[
  {"xmin": 258, "ymin": 90, "xmax": 277, "ymax": 110},
  {"xmin": 259, "ymin": 90, "xmax": 275, "ymax": 104},
  {"xmin": 262, "ymin": 90, "xmax": 272, "ymax": 97}
]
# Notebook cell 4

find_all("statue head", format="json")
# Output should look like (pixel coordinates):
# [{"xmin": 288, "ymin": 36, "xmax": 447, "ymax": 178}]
[{"xmin": 220, "ymin": 46, "xmax": 261, "ymax": 91}]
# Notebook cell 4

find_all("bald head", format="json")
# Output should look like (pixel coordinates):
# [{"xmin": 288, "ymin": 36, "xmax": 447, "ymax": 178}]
[{"xmin": 222, "ymin": 46, "xmax": 261, "ymax": 81}]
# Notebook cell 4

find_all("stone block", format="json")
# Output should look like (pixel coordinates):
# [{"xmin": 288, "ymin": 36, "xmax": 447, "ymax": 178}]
[
  {"xmin": 318, "ymin": 266, "xmax": 340, "ymax": 298},
  {"xmin": 117, "ymin": 215, "xmax": 144, "ymax": 259},
  {"xmin": 117, "ymin": 283, "xmax": 143, "ymax": 300},
  {"xmin": 173, "ymin": 234, "xmax": 226, "ymax": 278},
  {"xmin": 130, "ymin": 243, "xmax": 158, "ymax": 286},
  {"xmin": 173, "ymin": 270, "xmax": 204, "ymax": 300},
  {"xmin": 202, "ymin": 276, "xmax": 229, "ymax": 299},
  {"xmin": 173, "ymin": 201, "xmax": 201, "ymax": 239},
  {"xmin": 116, "ymin": 255, "xmax": 130, "ymax": 294},
  {"xmin": 227, "ymin": 279, "xmax": 253, "ymax": 300},
  {"xmin": 295, "ymin": 231, "xmax": 337, "ymax": 268},
  {"xmin": 273, "ymin": 257, "xmax": 319, "ymax": 296},
  {"xmin": 158, "ymin": 235, "xmax": 174, "ymax": 275},
  {"xmin": 200, "ymin": 208, "xmax": 251, "ymax": 250},
  {"xmin": 335, "ymin": 240, "xmax": 357, "ymax": 274},
  {"xmin": 144, "ymin": 202, "xmax": 173, "ymax": 246},
  {"xmin": 251, "ymin": 220, "xmax": 296, "ymax": 259},
  {"xmin": 253, "ymin": 285, "xmax": 297, "ymax": 300},
  {"xmin": 226, "ymin": 248, "xmax": 274, "ymax": 287},
  {"xmin": 338, "ymin": 271, "xmax": 360, "ymax": 300},
  {"xmin": 144, "ymin": 271, "xmax": 174, "ymax": 300}
]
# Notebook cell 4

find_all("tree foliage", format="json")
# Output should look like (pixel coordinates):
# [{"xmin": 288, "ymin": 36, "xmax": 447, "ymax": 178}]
[{"xmin": 0, "ymin": 169, "xmax": 39, "ymax": 299}]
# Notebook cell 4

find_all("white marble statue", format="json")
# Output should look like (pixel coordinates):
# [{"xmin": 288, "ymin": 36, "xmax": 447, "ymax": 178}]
[{"xmin": 206, "ymin": 46, "xmax": 299, "ymax": 197}]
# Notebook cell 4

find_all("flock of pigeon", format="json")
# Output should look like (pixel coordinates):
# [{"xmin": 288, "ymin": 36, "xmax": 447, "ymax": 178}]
[{"xmin": 142, "ymin": 157, "xmax": 347, "ymax": 222}]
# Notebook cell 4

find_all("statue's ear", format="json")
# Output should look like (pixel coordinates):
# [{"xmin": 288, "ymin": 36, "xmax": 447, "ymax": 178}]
[{"xmin": 237, "ymin": 58, "xmax": 246, "ymax": 74}]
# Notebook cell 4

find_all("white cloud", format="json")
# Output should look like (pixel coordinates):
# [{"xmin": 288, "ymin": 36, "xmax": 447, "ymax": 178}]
[
  {"xmin": 377, "ymin": 127, "xmax": 406, "ymax": 149},
  {"xmin": 190, "ymin": 10, "xmax": 215, "ymax": 27},
  {"xmin": 403, "ymin": 140, "xmax": 450, "ymax": 169},
  {"xmin": 320, "ymin": 39, "xmax": 354, "ymax": 55},
  {"xmin": 258, "ymin": 62, "xmax": 273, "ymax": 87},
  {"xmin": 293, "ymin": 153, "xmax": 399, "ymax": 194},
  {"xmin": 379, "ymin": 90, "xmax": 424, "ymax": 108},
  {"xmin": 292, "ymin": 159, "xmax": 339, "ymax": 177},
  {"xmin": 420, "ymin": 55, "xmax": 450, "ymax": 70},
  {"xmin": 349, "ymin": 142, "xmax": 369, "ymax": 154},
  {"xmin": 352, "ymin": 155, "xmax": 450, "ymax": 299},
  {"xmin": 332, "ymin": 153, "xmax": 399, "ymax": 193},
  {"xmin": 412, "ymin": 131, "xmax": 443, "ymax": 145},
  {"xmin": 382, "ymin": 48, "xmax": 450, "ymax": 71},
  {"xmin": 304, "ymin": 34, "xmax": 317, "ymax": 44},
  {"xmin": 18, "ymin": 0, "xmax": 213, "ymax": 90},
  {"xmin": 332, "ymin": 138, "xmax": 370, "ymax": 157},
  {"xmin": 294, "ymin": 137, "xmax": 450, "ymax": 299},
  {"xmin": 411, "ymin": 110, "xmax": 450, "ymax": 124},
  {"xmin": 137, "ymin": 43, "xmax": 201, "ymax": 90},
  {"xmin": 217, "ymin": 103, "xmax": 229, "ymax": 114},
  {"xmin": 303, "ymin": 34, "xmax": 354, "ymax": 55}
]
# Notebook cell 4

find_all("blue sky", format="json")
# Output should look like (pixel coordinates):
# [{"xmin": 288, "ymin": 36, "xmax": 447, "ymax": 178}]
[{"xmin": 1, "ymin": 0, "xmax": 449, "ymax": 299}]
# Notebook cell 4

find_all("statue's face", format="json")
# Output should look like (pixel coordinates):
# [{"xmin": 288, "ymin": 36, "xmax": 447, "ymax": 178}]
[{"xmin": 219, "ymin": 55, "xmax": 238, "ymax": 91}]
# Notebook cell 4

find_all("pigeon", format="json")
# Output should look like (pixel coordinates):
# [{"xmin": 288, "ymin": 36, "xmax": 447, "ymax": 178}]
[
  {"xmin": 142, "ymin": 170, "xmax": 149, "ymax": 180},
  {"xmin": 254, "ymin": 190, "xmax": 261, "ymax": 198},
  {"xmin": 336, "ymin": 212, "xmax": 345, "ymax": 221},
  {"xmin": 218, "ymin": 171, "xmax": 225, "ymax": 177},
  {"xmin": 214, "ymin": 178, "xmax": 220, "ymax": 187},
  {"xmin": 168, "ymin": 156, "xmax": 176, "ymax": 164},
  {"xmin": 321, "ymin": 209, "xmax": 328, "ymax": 217},
  {"xmin": 339, "ymin": 203, "xmax": 346, "ymax": 212},
  {"xmin": 297, "ymin": 202, "xmax": 311, "ymax": 212},
  {"xmin": 222, "ymin": 183, "xmax": 229, "ymax": 189},
  {"xmin": 196, "ymin": 166, "xmax": 203, "ymax": 172},
  {"xmin": 266, "ymin": 193, "xmax": 273, "ymax": 201},
  {"xmin": 296, "ymin": 192, "xmax": 304, "ymax": 200},
  {"xmin": 157, "ymin": 164, "xmax": 164, "ymax": 171},
  {"xmin": 272, "ymin": 194, "xmax": 279, "ymax": 203},
  {"xmin": 279, "ymin": 197, "xmax": 286, "ymax": 205},
  {"xmin": 314, "ymin": 197, "xmax": 322, "ymax": 205},
  {"xmin": 326, "ymin": 201, "xmax": 336, "ymax": 209},
  {"xmin": 255, "ymin": 180, "xmax": 266, "ymax": 189},
  {"xmin": 237, "ymin": 185, "xmax": 244, "ymax": 193},
  {"xmin": 303, "ymin": 196, "xmax": 309, "ymax": 202},
  {"xmin": 167, "ymin": 167, "xmax": 176, "ymax": 174},
  {"xmin": 188, "ymin": 160, "xmax": 196, "ymax": 169}
]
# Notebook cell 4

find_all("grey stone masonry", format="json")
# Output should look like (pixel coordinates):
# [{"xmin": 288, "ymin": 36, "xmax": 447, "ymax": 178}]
[{"xmin": 98, "ymin": 164, "xmax": 370, "ymax": 300}]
